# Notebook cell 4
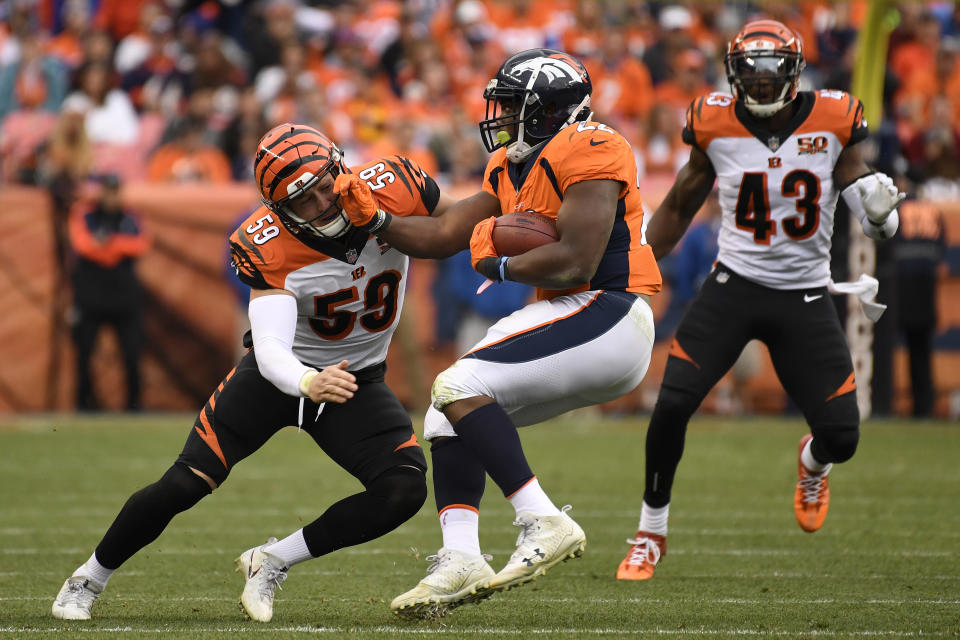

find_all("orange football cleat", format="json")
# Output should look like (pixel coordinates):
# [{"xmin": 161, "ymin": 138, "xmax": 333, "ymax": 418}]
[
  {"xmin": 794, "ymin": 434, "xmax": 831, "ymax": 532},
  {"xmin": 616, "ymin": 531, "xmax": 666, "ymax": 580}
]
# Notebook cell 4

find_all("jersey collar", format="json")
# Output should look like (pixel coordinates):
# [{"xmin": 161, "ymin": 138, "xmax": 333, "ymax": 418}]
[
  {"xmin": 292, "ymin": 225, "xmax": 370, "ymax": 264},
  {"xmin": 734, "ymin": 91, "xmax": 814, "ymax": 152},
  {"xmin": 506, "ymin": 133, "xmax": 553, "ymax": 192}
]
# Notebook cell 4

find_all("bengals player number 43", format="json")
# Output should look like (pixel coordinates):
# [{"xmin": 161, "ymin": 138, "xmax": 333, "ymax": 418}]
[{"xmin": 615, "ymin": 19, "xmax": 906, "ymax": 582}]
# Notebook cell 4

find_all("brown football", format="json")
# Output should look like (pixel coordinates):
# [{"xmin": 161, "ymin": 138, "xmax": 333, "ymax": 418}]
[{"xmin": 492, "ymin": 211, "xmax": 559, "ymax": 256}]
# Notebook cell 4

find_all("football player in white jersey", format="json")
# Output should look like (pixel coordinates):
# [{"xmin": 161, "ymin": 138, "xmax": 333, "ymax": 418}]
[
  {"xmin": 52, "ymin": 123, "xmax": 457, "ymax": 622},
  {"xmin": 615, "ymin": 20, "xmax": 905, "ymax": 581}
]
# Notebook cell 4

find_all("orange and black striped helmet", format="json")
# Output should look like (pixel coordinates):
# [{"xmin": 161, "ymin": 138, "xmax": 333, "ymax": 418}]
[
  {"xmin": 254, "ymin": 123, "xmax": 348, "ymax": 237},
  {"xmin": 724, "ymin": 19, "xmax": 805, "ymax": 118}
]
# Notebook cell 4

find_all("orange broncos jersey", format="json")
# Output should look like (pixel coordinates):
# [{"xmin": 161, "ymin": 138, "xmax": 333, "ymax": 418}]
[
  {"xmin": 229, "ymin": 155, "xmax": 439, "ymax": 369},
  {"xmin": 482, "ymin": 120, "xmax": 661, "ymax": 300}
]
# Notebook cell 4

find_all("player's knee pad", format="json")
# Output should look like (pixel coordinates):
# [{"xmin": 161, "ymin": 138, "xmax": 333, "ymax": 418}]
[
  {"xmin": 366, "ymin": 465, "xmax": 428, "ymax": 526},
  {"xmin": 431, "ymin": 360, "xmax": 489, "ymax": 413},
  {"xmin": 810, "ymin": 424, "xmax": 859, "ymax": 464},
  {"xmin": 155, "ymin": 462, "xmax": 213, "ymax": 512}
]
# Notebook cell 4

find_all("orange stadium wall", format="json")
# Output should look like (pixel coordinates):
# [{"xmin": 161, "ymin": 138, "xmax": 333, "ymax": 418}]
[{"xmin": 1, "ymin": 182, "xmax": 959, "ymax": 417}]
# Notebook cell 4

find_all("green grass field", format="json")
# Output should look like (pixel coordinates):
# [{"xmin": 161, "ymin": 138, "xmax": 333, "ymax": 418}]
[{"xmin": 0, "ymin": 413, "xmax": 957, "ymax": 638}]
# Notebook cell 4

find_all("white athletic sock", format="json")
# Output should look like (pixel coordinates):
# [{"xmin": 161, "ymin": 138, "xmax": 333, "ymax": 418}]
[
  {"xmin": 508, "ymin": 477, "xmax": 561, "ymax": 517},
  {"xmin": 638, "ymin": 501, "xmax": 670, "ymax": 537},
  {"xmin": 80, "ymin": 552, "xmax": 114, "ymax": 588},
  {"xmin": 263, "ymin": 529, "xmax": 313, "ymax": 568},
  {"xmin": 801, "ymin": 438, "xmax": 831, "ymax": 473},
  {"xmin": 439, "ymin": 507, "xmax": 482, "ymax": 556}
]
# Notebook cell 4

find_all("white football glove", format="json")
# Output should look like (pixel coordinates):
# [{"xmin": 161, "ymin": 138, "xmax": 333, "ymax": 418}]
[
  {"xmin": 841, "ymin": 172, "xmax": 905, "ymax": 241},
  {"xmin": 860, "ymin": 209, "xmax": 899, "ymax": 241}
]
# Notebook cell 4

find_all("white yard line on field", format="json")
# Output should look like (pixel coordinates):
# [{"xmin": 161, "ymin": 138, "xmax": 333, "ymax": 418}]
[
  {"xmin": 4, "ymin": 596, "xmax": 958, "ymax": 605},
  {"xmin": 0, "ymin": 626, "xmax": 932, "ymax": 636}
]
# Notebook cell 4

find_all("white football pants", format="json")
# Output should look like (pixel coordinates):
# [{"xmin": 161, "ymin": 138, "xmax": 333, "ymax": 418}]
[{"xmin": 424, "ymin": 290, "xmax": 654, "ymax": 440}]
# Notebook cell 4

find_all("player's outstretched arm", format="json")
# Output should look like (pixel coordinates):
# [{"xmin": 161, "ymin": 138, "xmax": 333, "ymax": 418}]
[
  {"xmin": 381, "ymin": 190, "xmax": 501, "ymax": 259},
  {"xmin": 645, "ymin": 146, "xmax": 716, "ymax": 260},
  {"xmin": 335, "ymin": 174, "xmax": 500, "ymax": 259}
]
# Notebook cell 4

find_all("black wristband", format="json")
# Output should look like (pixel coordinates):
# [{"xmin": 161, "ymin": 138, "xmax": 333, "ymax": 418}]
[
  {"xmin": 361, "ymin": 209, "xmax": 392, "ymax": 234},
  {"xmin": 476, "ymin": 256, "xmax": 502, "ymax": 281}
]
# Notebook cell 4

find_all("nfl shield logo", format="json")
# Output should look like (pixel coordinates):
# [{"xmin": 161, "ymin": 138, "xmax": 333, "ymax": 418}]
[
  {"xmin": 345, "ymin": 248, "xmax": 359, "ymax": 264},
  {"xmin": 766, "ymin": 136, "xmax": 781, "ymax": 151}
]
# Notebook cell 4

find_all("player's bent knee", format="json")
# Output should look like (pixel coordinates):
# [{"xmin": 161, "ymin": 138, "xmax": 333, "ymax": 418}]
[
  {"xmin": 654, "ymin": 385, "xmax": 702, "ymax": 423},
  {"xmin": 367, "ymin": 466, "xmax": 428, "ymax": 525},
  {"xmin": 188, "ymin": 466, "xmax": 218, "ymax": 491},
  {"xmin": 812, "ymin": 425, "xmax": 859, "ymax": 464},
  {"xmin": 431, "ymin": 361, "xmax": 486, "ymax": 412},
  {"xmin": 161, "ymin": 462, "xmax": 213, "ymax": 511}
]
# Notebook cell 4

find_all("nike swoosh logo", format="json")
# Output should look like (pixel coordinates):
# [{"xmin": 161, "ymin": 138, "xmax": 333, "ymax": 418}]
[
  {"xmin": 803, "ymin": 294, "xmax": 823, "ymax": 303},
  {"xmin": 589, "ymin": 139, "xmax": 607, "ymax": 146}
]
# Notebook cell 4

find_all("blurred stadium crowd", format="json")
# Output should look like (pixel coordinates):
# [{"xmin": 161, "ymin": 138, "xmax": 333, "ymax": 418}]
[{"xmin": 1, "ymin": 0, "xmax": 959, "ymax": 198}]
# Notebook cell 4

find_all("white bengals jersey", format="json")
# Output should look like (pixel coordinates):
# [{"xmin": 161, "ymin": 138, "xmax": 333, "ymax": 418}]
[
  {"xmin": 683, "ymin": 89, "xmax": 868, "ymax": 289},
  {"xmin": 229, "ymin": 155, "xmax": 439, "ymax": 370}
]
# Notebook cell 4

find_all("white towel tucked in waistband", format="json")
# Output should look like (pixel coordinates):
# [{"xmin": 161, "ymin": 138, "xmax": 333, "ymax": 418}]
[{"xmin": 827, "ymin": 274, "xmax": 886, "ymax": 322}]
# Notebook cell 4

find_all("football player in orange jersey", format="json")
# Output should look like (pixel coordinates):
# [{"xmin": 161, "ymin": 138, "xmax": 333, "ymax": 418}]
[
  {"xmin": 52, "ymin": 123, "xmax": 463, "ymax": 622},
  {"xmin": 335, "ymin": 48, "xmax": 661, "ymax": 618},
  {"xmin": 616, "ymin": 20, "xmax": 905, "ymax": 581}
]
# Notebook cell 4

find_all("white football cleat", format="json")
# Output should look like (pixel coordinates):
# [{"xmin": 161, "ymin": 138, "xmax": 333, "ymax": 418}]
[
  {"xmin": 235, "ymin": 537, "xmax": 288, "ymax": 622},
  {"xmin": 390, "ymin": 548, "xmax": 496, "ymax": 620},
  {"xmin": 487, "ymin": 505, "xmax": 586, "ymax": 593},
  {"xmin": 52, "ymin": 575, "xmax": 104, "ymax": 620}
]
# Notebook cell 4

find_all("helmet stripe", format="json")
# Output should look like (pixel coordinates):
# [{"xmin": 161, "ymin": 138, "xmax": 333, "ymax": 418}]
[
  {"xmin": 257, "ymin": 140, "xmax": 334, "ymax": 202},
  {"xmin": 742, "ymin": 30, "xmax": 789, "ymax": 43},
  {"xmin": 265, "ymin": 155, "xmax": 337, "ymax": 202},
  {"xmin": 263, "ymin": 126, "xmax": 328, "ymax": 151}
]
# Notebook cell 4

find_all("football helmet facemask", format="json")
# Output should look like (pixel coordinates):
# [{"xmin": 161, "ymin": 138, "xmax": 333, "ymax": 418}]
[
  {"xmin": 725, "ymin": 19, "xmax": 805, "ymax": 118},
  {"xmin": 254, "ymin": 123, "xmax": 349, "ymax": 238},
  {"xmin": 480, "ymin": 48, "xmax": 592, "ymax": 163}
]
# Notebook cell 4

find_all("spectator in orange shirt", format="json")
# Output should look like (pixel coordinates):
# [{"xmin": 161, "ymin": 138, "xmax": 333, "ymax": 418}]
[
  {"xmin": 485, "ymin": 0, "xmax": 567, "ymax": 56},
  {"xmin": 364, "ymin": 113, "xmax": 439, "ymax": 177},
  {"xmin": 147, "ymin": 117, "xmax": 232, "ymax": 184},
  {"xmin": 562, "ymin": 0, "xmax": 606, "ymax": 60},
  {"xmin": 68, "ymin": 174, "xmax": 150, "ymax": 411},
  {"xmin": 588, "ymin": 27, "xmax": 654, "ymax": 134},
  {"xmin": 94, "ymin": 0, "xmax": 151, "ymax": 42},
  {"xmin": 899, "ymin": 40, "xmax": 960, "ymax": 128},
  {"xmin": 45, "ymin": 2, "xmax": 91, "ymax": 71},
  {"xmin": 890, "ymin": 10, "xmax": 942, "ymax": 88},
  {"xmin": 654, "ymin": 48, "xmax": 713, "ymax": 126}
]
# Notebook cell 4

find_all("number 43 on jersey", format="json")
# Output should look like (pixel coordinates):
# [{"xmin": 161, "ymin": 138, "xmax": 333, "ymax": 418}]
[{"xmin": 735, "ymin": 170, "xmax": 821, "ymax": 244}]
